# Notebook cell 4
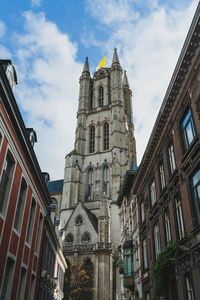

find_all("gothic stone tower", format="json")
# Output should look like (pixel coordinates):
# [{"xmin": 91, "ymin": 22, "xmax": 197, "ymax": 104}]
[{"xmin": 60, "ymin": 49, "xmax": 136, "ymax": 300}]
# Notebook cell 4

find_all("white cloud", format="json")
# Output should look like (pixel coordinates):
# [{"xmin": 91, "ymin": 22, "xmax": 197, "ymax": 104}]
[
  {"xmin": 86, "ymin": 0, "xmax": 198, "ymax": 164},
  {"xmin": 13, "ymin": 11, "xmax": 82, "ymax": 179},
  {"xmin": 31, "ymin": 0, "xmax": 42, "ymax": 7}
]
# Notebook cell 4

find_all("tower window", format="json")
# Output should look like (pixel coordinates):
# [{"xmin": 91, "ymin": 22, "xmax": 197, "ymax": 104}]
[
  {"xmin": 89, "ymin": 126, "xmax": 95, "ymax": 153},
  {"xmin": 104, "ymin": 123, "xmax": 109, "ymax": 150},
  {"xmin": 99, "ymin": 86, "xmax": 104, "ymax": 107},
  {"xmin": 88, "ymin": 169, "xmax": 94, "ymax": 201},
  {"xmin": 103, "ymin": 166, "xmax": 109, "ymax": 197}
]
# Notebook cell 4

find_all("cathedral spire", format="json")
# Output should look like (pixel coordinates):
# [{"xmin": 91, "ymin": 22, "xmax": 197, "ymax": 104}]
[
  {"xmin": 112, "ymin": 47, "xmax": 120, "ymax": 66},
  {"xmin": 82, "ymin": 56, "xmax": 90, "ymax": 74},
  {"xmin": 123, "ymin": 70, "xmax": 129, "ymax": 87}
]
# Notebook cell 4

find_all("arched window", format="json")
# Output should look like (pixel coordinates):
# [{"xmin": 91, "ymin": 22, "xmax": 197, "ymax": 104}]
[
  {"xmin": 88, "ymin": 169, "xmax": 94, "ymax": 201},
  {"xmin": 65, "ymin": 233, "xmax": 74, "ymax": 243},
  {"xmin": 89, "ymin": 126, "xmax": 95, "ymax": 153},
  {"xmin": 104, "ymin": 123, "xmax": 109, "ymax": 150},
  {"xmin": 75, "ymin": 215, "xmax": 83, "ymax": 225},
  {"xmin": 103, "ymin": 166, "xmax": 109, "ymax": 197},
  {"xmin": 99, "ymin": 86, "xmax": 104, "ymax": 107},
  {"xmin": 82, "ymin": 232, "xmax": 91, "ymax": 243}
]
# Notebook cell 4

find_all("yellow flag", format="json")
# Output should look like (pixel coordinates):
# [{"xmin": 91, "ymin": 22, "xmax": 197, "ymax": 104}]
[{"xmin": 96, "ymin": 56, "xmax": 106, "ymax": 70}]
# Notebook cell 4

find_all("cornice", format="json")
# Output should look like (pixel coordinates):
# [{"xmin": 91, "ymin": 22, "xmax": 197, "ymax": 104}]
[{"xmin": 133, "ymin": 3, "xmax": 200, "ymax": 194}]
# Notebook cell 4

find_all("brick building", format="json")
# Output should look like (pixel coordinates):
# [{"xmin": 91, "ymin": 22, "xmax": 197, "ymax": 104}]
[
  {"xmin": 0, "ymin": 59, "xmax": 66, "ymax": 300},
  {"xmin": 131, "ymin": 4, "xmax": 200, "ymax": 300}
]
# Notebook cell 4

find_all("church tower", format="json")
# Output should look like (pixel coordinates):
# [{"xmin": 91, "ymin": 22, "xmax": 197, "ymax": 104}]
[{"xmin": 60, "ymin": 49, "xmax": 136, "ymax": 300}]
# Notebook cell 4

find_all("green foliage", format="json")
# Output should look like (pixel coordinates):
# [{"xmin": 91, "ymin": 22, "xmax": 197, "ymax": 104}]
[
  {"xmin": 64, "ymin": 259, "xmax": 95, "ymax": 300},
  {"xmin": 152, "ymin": 241, "xmax": 177, "ymax": 300}
]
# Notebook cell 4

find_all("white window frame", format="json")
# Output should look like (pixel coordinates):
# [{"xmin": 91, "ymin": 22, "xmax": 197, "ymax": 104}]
[
  {"xmin": 175, "ymin": 196, "xmax": 184, "ymax": 239},
  {"xmin": 150, "ymin": 179, "xmax": 156, "ymax": 206},
  {"xmin": 168, "ymin": 143, "xmax": 176, "ymax": 173},
  {"xmin": 154, "ymin": 223, "xmax": 161, "ymax": 258},
  {"xmin": 164, "ymin": 210, "xmax": 171, "ymax": 243},
  {"xmin": 159, "ymin": 162, "xmax": 166, "ymax": 190}
]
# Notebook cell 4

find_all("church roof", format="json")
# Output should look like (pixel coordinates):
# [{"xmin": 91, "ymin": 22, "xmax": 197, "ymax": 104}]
[
  {"xmin": 47, "ymin": 179, "xmax": 64, "ymax": 194},
  {"xmin": 84, "ymin": 205, "xmax": 98, "ymax": 232}
]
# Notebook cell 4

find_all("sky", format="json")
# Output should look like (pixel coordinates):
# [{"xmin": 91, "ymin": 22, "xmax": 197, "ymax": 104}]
[{"xmin": 0, "ymin": 0, "xmax": 199, "ymax": 180}]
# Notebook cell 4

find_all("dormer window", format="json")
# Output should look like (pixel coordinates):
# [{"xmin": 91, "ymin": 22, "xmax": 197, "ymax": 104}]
[
  {"xmin": 99, "ymin": 86, "xmax": 104, "ymax": 107},
  {"xmin": 26, "ymin": 128, "xmax": 37, "ymax": 148},
  {"xmin": 75, "ymin": 215, "xmax": 83, "ymax": 225}
]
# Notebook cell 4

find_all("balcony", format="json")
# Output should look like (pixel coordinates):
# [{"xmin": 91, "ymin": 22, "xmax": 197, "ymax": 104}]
[{"xmin": 63, "ymin": 242, "xmax": 114, "ymax": 254}]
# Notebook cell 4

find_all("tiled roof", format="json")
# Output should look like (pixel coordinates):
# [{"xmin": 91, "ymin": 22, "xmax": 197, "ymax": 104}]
[{"xmin": 47, "ymin": 179, "xmax": 64, "ymax": 194}]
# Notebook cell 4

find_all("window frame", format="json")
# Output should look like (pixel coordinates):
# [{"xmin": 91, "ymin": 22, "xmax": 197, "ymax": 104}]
[
  {"xmin": 0, "ymin": 149, "xmax": 16, "ymax": 216},
  {"xmin": 89, "ymin": 126, "xmax": 95, "ymax": 153},
  {"xmin": 150, "ymin": 179, "xmax": 157, "ymax": 207},
  {"xmin": 164, "ymin": 209, "xmax": 171, "ymax": 243},
  {"xmin": 190, "ymin": 169, "xmax": 200, "ymax": 226},
  {"xmin": 153, "ymin": 222, "xmax": 161, "ymax": 259},
  {"xmin": 168, "ymin": 141, "xmax": 176, "ymax": 175},
  {"xmin": 26, "ymin": 198, "xmax": 36, "ymax": 246},
  {"xmin": 181, "ymin": 108, "xmax": 196, "ymax": 151},
  {"xmin": 99, "ymin": 86, "xmax": 104, "ymax": 107},
  {"xmin": 159, "ymin": 160, "xmax": 166, "ymax": 191},
  {"xmin": 174, "ymin": 194, "xmax": 185, "ymax": 239},
  {"xmin": 103, "ymin": 122, "xmax": 109, "ymax": 151},
  {"xmin": 14, "ymin": 177, "xmax": 27, "ymax": 233}
]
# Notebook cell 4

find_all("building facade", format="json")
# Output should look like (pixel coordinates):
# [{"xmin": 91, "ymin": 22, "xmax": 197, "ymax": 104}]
[
  {"xmin": 0, "ymin": 59, "xmax": 66, "ymax": 300},
  {"xmin": 117, "ymin": 164, "xmax": 142, "ymax": 300},
  {"xmin": 48, "ymin": 49, "xmax": 137, "ymax": 300},
  {"xmin": 132, "ymin": 4, "xmax": 200, "ymax": 300}
]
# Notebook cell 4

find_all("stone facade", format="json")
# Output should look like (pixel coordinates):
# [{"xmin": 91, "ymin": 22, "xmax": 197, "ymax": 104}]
[
  {"xmin": 53, "ymin": 49, "xmax": 137, "ymax": 300},
  {"xmin": 132, "ymin": 4, "xmax": 200, "ymax": 300}
]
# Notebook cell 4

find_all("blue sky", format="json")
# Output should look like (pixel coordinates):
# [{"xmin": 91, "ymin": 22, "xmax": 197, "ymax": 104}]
[{"xmin": 0, "ymin": 0, "xmax": 199, "ymax": 179}]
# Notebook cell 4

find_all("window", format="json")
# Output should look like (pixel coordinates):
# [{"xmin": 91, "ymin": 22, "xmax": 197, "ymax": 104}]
[
  {"xmin": 191, "ymin": 170, "xmax": 200, "ymax": 224},
  {"xmin": 154, "ymin": 223, "xmax": 161, "ymax": 258},
  {"xmin": 103, "ymin": 166, "xmax": 109, "ymax": 197},
  {"xmin": 140, "ymin": 201, "xmax": 145, "ymax": 223},
  {"xmin": 124, "ymin": 248, "xmax": 133, "ymax": 276},
  {"xmin": 181, "ymin": 109, "xmax": 195, "ymax": 150},
  {"xmin": 175, "ymin": 195, "xmax": 184, "ymax": 239},
  {"xmin": 185, "ymin": 274, "xmax": 194, "ymax": 300},
  {"xmin": 159, "ymin": 162, "xmax": 166, "ymax": 190},
  {"xmin": 17, "ymin": 267, "xmax": 26, "ymax": 300},
  {"xmin": 168, "ymin": 143, "xmax": 176, "ymax": 174},
  {"xmin": 75, "ymin": 215, "xmax": 83, "ymax": 225},
  {"xmin": 0, "ymin": 132, "xmax": 2, "ymax": 149},
  {"xmin": 142, "ymin": 239, "xmax": 148, "ymax": 270},
  {"xmin": 89, "ymin": 126, "xmax": 95, "ymax": 153},
  {"xmin": 29, "ymin": 274, "xmax": 35, "ymax": 300},
  {"xmin": 14, "ymin": 178, "xmax": 27, "ymax": 232},
  {"xmin": 103, "ymin": 123, "xmax": 109, "ymax": 150},
  {"xmin": 99, "ymin": 86, "xmax": 104, "ymax": 107},
  {"xmin": 26, "ymin": 199, "xmax": 36, "ymax": 245},
  {"xmin": 35, "ymin": 213, "xmax": 43, "ymax": 253},
  {"xmin": 150, "ymin": 179, "xmax": 156, "ymax": 206},
  {"xmin": 65, "ymin": 233, "xmax": 73, "ymax": 243},
  {"xmin": 88, "ymin": 169, "xmax": 94, "ymax": 201},
  {"xmin": 0, "ymin": 150, "xmax": 15, "ymax": 215},
  {"xmin": 0, "ymin": 257, "xmax": 15, "ymax": 300},
  {"xmin": 164, "ymin": 210, "xmax": 171, "ymax": 243},
  {"xmin": 82, "ymin": 232, "xmax": 91, "ymax": 243}
]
